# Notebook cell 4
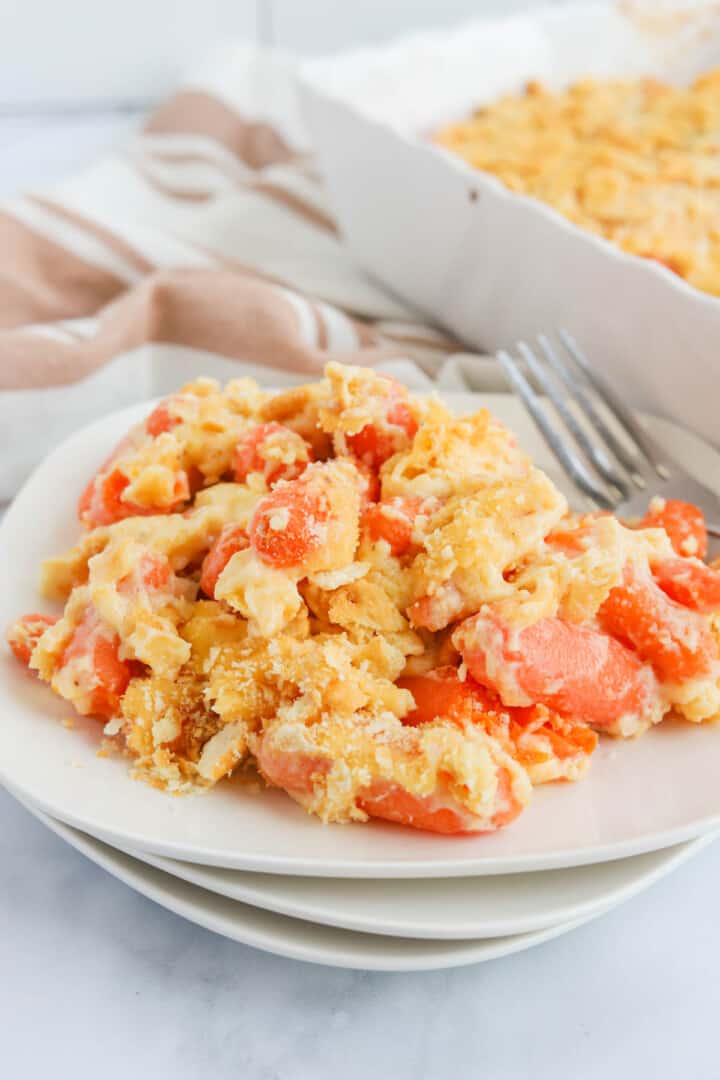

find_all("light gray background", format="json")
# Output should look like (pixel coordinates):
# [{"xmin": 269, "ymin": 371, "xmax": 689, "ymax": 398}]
[{"xmin": 2, "ymin": 2, "xmax": 718, "ymax": 1076}]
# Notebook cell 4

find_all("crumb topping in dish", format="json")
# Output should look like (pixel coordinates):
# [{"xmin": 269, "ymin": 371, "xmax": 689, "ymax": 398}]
[
  {"xmin": 435, "ymin": 71, "xmax": 720, "ymax": 297},
  {"xmin": 7, "ymin": 363, "xmax": 720, "ymax": 834}
]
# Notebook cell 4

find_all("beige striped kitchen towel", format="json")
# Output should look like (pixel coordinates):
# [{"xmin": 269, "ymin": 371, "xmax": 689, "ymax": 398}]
[{"xmin": 0, "ymin": 44, "xmax": 499, "ymax": 499}]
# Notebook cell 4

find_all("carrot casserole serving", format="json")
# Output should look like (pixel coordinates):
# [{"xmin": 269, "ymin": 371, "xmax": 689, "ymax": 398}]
[
  {"xmin": 434, "ymin": 70, "xmax": 720, "ymax": 297},
  {"xmin": 7, "ymin": 364, "xmax": 720, "ymax": 835}
]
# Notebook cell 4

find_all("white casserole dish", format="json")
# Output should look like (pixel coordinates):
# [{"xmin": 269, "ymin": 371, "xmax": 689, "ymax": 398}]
[{"xmin": 298, "ymin": 1, "xmax": 720, "ymax": 444}]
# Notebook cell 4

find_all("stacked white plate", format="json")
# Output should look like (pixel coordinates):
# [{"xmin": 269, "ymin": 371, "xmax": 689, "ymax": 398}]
[{"xmin": 2, "ymin": 392, "xmax": 720, "ymax": 970}]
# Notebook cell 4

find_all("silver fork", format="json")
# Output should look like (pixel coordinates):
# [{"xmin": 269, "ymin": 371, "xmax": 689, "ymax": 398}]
[{"xmin": 496, "ymin": 329, "xmax": 720, "ymax": 540}]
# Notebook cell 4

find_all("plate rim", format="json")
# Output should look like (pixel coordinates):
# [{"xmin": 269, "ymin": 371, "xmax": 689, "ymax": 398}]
[
  {"xmin": 14, "ymin": 794, "xmax": 637, "ymax": 972},
  {"xmin": 90, "ymin": 823, "xmax": 719, "ymax": 940}
]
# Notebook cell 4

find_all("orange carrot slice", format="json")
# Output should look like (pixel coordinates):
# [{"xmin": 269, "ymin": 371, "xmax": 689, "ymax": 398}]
[
  {"xmin": 345, "ymin": 379, "xmax": 418, "ymax": 468},
  {"xmin": 357, "ymin": 772, "xmax": 521, "ymax": 835},
  {"xmin": 398, "ymin": 666, "xmax": 597, "ymax": 775},
  {"xmin": 6, "ymin": 613, "xmax": 57, "ymax": 666},
  {"xmin": 637, "ymin": 499, "xmax": 707, "ymax": 559},
  {"xmin": 60, "ymin": 609, "xmax": 131, "ymax": 719},
  {"xmin": 233, "ymin": 422, "xmax": 312, "ymax": 488},
  {"xmin": 250, "ymin": 484, "xmax": 329, "ymax": 569},
  {"xmin": 454, "ymin": 612, "xmax": 656, "ymax": 732},
  {"xmin": 652, "ymin": 557, "xmax": 720, "ymax": 613},
  {"xmin": 599, "ymin": 565, "xmax": 717, "ymax": 682},
  {"xmin": 145, "ymin": 400, "xmax": 181, "ymax": 437},
  {"xmin": 200, "ymin": 524, "xmax": 250, "ymax": 597},
  {"xmin": 363, "ymin": 496, "xmax": 427, "ymax": 556}
]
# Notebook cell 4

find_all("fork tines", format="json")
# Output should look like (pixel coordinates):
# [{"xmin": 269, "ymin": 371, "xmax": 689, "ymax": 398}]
[{"xmin": 496, "ymin": 330, "xmax": 669, "ymax": 510}]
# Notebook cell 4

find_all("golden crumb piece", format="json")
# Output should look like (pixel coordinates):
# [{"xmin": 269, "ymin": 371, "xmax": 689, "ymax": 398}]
[
  {"xmin": 381, "ymin": 402, "xmax": 529, "ymax": 498},
  {"xmin": 260, "ymin": 382, "xmax": 332, "ymax": 458},
  {"xmin": 408, "ymin": 468, "xmax": 567, "ymax": 629}
]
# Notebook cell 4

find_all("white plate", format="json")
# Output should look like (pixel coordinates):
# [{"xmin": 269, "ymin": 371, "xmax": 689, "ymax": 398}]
[
  {"xmin": 20, "ymin": 797, "xmax": 708, "ymax": 972},
  {"xmin": 2, "ymin": 395, "xmax": 720, "ymax": 877},
  {"xmin": 116, "ymin": 833, "xmax": 716, "ymax": 940}
]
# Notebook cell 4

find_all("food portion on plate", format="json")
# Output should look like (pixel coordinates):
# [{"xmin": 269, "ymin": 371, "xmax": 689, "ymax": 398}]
[
  {"xmin": 434, "ymin": 70, "xmax": 720, "ymax": 296},
  {"xmin": 6, "ymin": 364, "xmax": 720, "ymax": 835}
]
